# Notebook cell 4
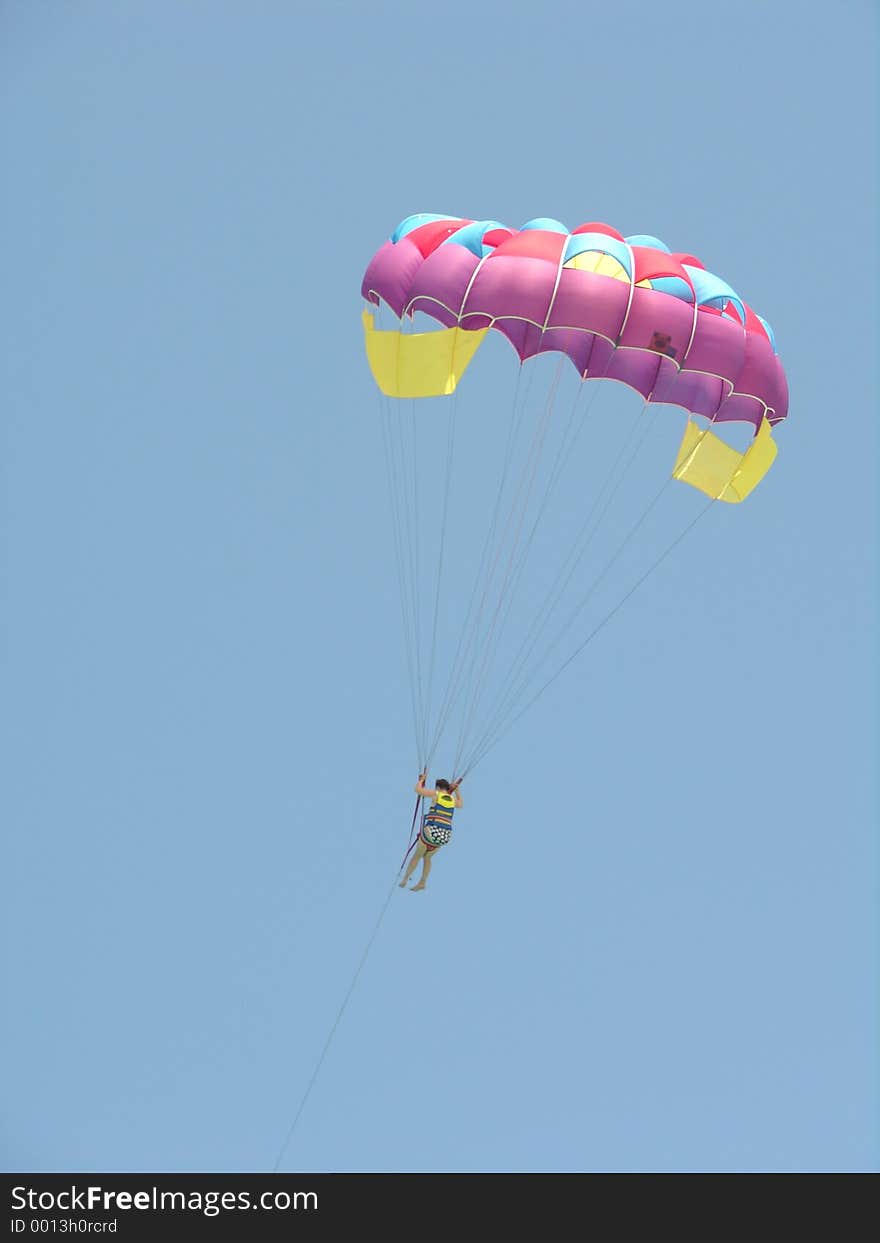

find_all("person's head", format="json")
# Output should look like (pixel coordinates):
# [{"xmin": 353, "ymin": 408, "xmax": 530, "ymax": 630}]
[{"xmin": 435, "ymin": 778, "xmax": 451, "ymax": 792}]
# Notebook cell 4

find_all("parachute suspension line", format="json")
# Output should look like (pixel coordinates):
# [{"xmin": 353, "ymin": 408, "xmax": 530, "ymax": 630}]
[
  {"xmin": 462, "ymin": 391, "xmax": 662, "ymax": 765},
  {"xmin": 421, "ymin": 388, "xmax": 460, "ymax": 770},
  {"xmin": 385, "ymin": 390, "xmax": 432, "ymax": 765},
  {"xmin": 452, "ymin": 358, "xmax": 565, "ymax": 774},
  {"xmin": 394, "ymin": 312, "xmax": 429, "ymax": 760},
  {"xmin": 445, "ymin": 362, "xmax": 552, "ymax": 753},
  {"xmin": 483, "ymin": 375, "xmax": 603, "ymax": 656},
  {"xmin": 452, "ymin": 368, "xmax": 599, "ymax": 773},
  {"xmin": 451, "ymin": 361, "xmax": 570, "ymax": 773},
  {"xmin": 423, "ymin": 362, "xmax": 532, "ymax": 764},
  {"xmin": 377, "ymin": 390, "xmax": 423, "ymax": 763},
  {"xmin": 407, "ymin": 398, "xmax": 428, "ymax": 760},
  {"xmin": 389, "ymin": 397, "xmax": 424, "ymax": 761},
  {"xmin": 461, "ymin": 470, "xmax": 671, "ymax": 770},
  {"xmin": 460, "ymin": 498, "xmax": 717, "ymax": 778}
]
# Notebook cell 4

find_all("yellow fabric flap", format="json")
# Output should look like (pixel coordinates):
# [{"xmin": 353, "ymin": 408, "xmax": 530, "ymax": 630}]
[
  {"xmin": 362, "ymin": 309, "xmax": 487, "ymax": 398},
  {"xmin": 672, "ymin": 416, "xmax": 777, "ymax": 503}
]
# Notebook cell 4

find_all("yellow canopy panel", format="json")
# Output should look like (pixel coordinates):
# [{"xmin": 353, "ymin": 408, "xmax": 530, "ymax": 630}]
[
  {"xmin": 563, "ymin": 251, "xmax": 630, "ymax": 281},
  {"xmin": 672, "ymin": 416, "xmax": 777, "ymax": 503},
  {"xmin": 362, "ymin": 309, "xmax": 487, "ymax": 398}
]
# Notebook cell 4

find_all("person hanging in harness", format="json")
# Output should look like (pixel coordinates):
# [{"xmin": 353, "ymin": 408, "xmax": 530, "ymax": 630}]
[{"xmin": 399, "ymin": 772, "xmax": 463, "ymax": 891}]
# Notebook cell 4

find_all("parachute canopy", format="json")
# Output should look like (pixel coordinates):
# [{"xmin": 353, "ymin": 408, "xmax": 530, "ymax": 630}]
[{"xmin": 362, "ymin": 213, "xmax": 787, "ymax": 503}]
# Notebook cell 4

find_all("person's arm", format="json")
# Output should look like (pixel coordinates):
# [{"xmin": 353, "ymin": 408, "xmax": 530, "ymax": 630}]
[
  {"xmin": 414, "ymin": 771, "xmax": 433, "ymax": 798},
  {"xmin": 451, "ymin": 779, "xmax": 463, "ymax": 808}
]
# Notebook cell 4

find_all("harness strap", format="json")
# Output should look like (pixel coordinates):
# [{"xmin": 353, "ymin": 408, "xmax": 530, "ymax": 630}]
[{"xmin": 398, "ymin": 793, "xmax": 424, "ymax": 873}]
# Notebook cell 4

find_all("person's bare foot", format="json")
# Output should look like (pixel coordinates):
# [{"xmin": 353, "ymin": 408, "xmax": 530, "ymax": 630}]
[{"xmin": 411, "ymin": 881, "xmax": 426, "ymax": 891}]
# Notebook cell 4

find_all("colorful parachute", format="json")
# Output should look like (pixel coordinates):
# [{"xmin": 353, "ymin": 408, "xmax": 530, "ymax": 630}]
[
  {"xmin": 363, "ymin": 214, "xmax": 787, "ymax": 503},
  {"xmin": 362, "ymin": 214, "xmax": 788, "ymax": 777}
]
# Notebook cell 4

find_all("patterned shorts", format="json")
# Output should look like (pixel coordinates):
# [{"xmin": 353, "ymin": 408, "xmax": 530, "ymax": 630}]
[{"xmin": 420, "ymin": 822, "xmax": 452, "ymax": 850}]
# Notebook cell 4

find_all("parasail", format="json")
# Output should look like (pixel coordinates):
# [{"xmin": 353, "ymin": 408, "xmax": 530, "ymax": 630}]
[{"xmin": 362, "ymin": 213, "xmax": 788, "ymax": 779}]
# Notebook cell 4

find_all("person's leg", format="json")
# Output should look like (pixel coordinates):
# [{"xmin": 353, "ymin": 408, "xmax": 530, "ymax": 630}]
[
  {"xmin": 411, "ymin": 847, "xmax": 436, "ymax": 890},
  {"xmin": 399, "ymin": 841, "xmax": 426, "ymax": 887}
]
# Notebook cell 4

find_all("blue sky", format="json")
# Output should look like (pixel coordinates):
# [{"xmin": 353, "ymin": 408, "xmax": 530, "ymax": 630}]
[{"xmin": 2, "ymin": 1, "xmax": 877, "ymax": 1173}]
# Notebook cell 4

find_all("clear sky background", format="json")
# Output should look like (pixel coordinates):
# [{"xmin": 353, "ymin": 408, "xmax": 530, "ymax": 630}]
[{"xmin": 2, "ymin": 1, "xmax": 877, "ymax": 1174}]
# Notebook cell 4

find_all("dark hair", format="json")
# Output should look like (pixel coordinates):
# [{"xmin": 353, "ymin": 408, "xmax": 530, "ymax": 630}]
[{"xmin": 435, "ymin": 779, "xmax": 451, "ymax": 792}]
